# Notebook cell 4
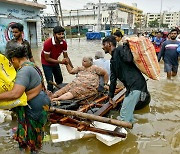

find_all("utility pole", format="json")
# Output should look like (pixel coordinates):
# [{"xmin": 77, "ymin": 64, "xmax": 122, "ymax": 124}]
[
  {"xmin": 109, "ymin": 7, "xmax": 114, "ymax": 30},
  {"xmin": 57, "ymin": 0, "xmax": 64, "ymax": 27},
  {"xmin": 97, "ymin": 0, "xmax": 101, "ymax": 32},
  {"xmin": 69, "ymin": 10, "xmax": 72, "ymax": 38},
  {"xmin": 46, "ymin": 0, "xmax": 64, "ymax": 26},
  {"xmin": 54, "ymin": 0, "xmax": 60, "ymax": 26},
  {"xmin": 159, "ymin": 0, "xmax": 163, "ymax": 29},
  {"xmin": 77, "ymin": 10, "xmax": 80, "ymax": 42}
]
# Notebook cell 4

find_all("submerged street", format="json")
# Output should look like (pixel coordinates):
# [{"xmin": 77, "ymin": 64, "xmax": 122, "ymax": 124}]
[{"xmin": 0, "ymin": 38, "xmax": 179, "ymax": 153}]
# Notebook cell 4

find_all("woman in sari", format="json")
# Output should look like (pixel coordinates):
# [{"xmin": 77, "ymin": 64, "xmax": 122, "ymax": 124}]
[
  {"xmin": 0, "ymin": 46, "xmax": 50, "ymax": 153},
  {"xmin": 52, "ymin": 56, "xmax": 109, "ymax": 101}
]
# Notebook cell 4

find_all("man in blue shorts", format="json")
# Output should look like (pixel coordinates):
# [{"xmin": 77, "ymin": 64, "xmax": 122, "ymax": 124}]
[{"xmin": 158, "ymin": 29, "xmax": 179, "ymax": 79}]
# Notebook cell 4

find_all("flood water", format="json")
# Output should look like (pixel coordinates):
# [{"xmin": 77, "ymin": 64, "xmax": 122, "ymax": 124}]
[{"xmin": 0, "ymin": 38, "xmax": 180, "ymax": 154}]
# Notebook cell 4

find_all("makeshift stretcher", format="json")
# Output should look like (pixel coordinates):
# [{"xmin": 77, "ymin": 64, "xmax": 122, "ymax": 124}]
[{"xmin": 49, "ymin": 86, "xmax": 131, "ymax": 146}]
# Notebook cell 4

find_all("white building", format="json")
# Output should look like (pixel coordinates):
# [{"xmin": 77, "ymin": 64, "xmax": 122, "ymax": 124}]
[
  {"xmin": 146, "ymin": 13, "xmax": 160, "ymax": 24},
  {"xmin": 145, "ymin": 11, "xmax": 180, "ymax": 28},
  {"xmin": 162, "ymin": 11, "xmax": 180, "ymax": 28},
  {"xmin": 63, "ymin": 9, "xmax": 97, "ymax": 27},
  {"xmin": 62, "ymin": 9, "xmax": 130, "ymax": 32}
]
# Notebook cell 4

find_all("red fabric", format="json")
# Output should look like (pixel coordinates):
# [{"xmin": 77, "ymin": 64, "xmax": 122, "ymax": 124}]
[
  {"xmin": 41, "ymin": 38, "xmax": 67, "ymax": 66},
  {"xmin": 154, "ymin": 45, "xmax": 161, "ymax": 53}
]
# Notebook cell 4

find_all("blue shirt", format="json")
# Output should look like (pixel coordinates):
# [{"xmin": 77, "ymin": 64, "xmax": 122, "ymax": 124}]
[
  {"xmin": 158, "ymin": 40, "xmax": 179, "ymax": 65},
  {"xmin": 152, "ymin": 37, "xmax": 163, "ymax": 47}
]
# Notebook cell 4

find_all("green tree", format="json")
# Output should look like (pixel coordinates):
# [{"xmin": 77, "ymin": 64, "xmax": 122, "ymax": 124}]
[
  {"xmin": 161, "ymin": 23, "xmax": 168, "ymax": 28},
  {"xmin": 148, "ymin": 19, "xmax": 159, "ymax": 28},
  {"xmin": 135, "ymin": 22, "xmax": 140, "ymax": 28}
]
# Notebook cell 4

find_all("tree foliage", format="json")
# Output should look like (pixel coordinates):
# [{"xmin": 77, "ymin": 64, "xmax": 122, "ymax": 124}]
[
  {"xmin": 161, "ymin": 23, "xmax": 168, "ymax": 28},
  {"xmin": 148, "ymin": 19, "xmax": 159, "ymax": 28},
  {"xmin": 135, "ymin": 22, "xmax": 140, "ymax": 28}
]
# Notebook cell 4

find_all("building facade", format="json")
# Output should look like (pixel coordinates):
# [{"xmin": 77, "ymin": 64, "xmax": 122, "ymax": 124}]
[
  {"xmin": 0, "ymin": 0, "xmax": 45, "ymax": 53},
  {"xmin": 117, "ymin": 2, "xmax": 142, "ymax": 26},
  {"xmin": 43, "ymin": 8, "xmax": 130, "ymax": 33},
  {"xmin": 162, "ymin": 11, "xmax": 180, "ymax": 28},
  {"xmin": 83, "ymin": 2, "xmax": 139, "ymax": 33},
  {"xmin": 43, "ymin": 2, "xmax": 142, "ymax": 35},
  {"xmin": 146, "ymin": 13, "xmax": 161, "ymax": 26},
  {"xmin": 145, "ymin": 11, "xmax": 180, "ymax": 29}
]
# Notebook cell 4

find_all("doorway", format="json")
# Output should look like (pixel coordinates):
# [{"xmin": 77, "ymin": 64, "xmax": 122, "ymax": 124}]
[{"xmin": 27, "ymin": 22, "xmax": 37, "ymax": 47}]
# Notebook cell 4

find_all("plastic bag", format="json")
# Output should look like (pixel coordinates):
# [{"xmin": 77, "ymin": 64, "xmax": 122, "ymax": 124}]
[
  {"xmin": 0, "ymin": 54, "xmax": 27, "ymax": 109},
  {"xmin": 177, "ymin": 44, "xmax": 180, "ymax": 53}
]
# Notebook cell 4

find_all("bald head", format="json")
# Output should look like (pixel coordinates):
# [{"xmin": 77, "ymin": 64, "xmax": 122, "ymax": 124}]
[{"xmin": 95, "ymin": 51, "xmax": 105, "ymax": 59}]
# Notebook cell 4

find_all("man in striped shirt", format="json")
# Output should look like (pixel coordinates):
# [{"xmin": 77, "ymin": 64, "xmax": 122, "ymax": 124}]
[{"xmin": 158, "ymin": 29, "xmax": 179, "ymax": 79}]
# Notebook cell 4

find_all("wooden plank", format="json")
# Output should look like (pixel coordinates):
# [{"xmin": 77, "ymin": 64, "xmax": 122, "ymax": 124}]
[
  {"xmin": 49, "ymin": 106, "xmax": 132, "ymax": 129},
  {"xmin": 94, "ymin": 88, "xmax": 126, "ymax": 116},
  {"xmin": 78, "ymin": 87, "xmax": 124, "ymax": 113},
  {"xmin": 60, "ymin": 117, "xmax": 69, "ymax": 123},
  {"xmin": 78, "ymin": 95, "xmax": 108, "ymax": 112},
  {"xmin": 50, "ymin": 119, "xmax": 126, "ymax": 138},
  {"xmin": 77, "ymin": 125, "xmax": 86, "ymax": 131}
]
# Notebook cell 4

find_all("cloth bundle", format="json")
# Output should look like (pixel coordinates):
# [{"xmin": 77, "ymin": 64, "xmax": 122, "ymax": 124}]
[{"xmin": 128, "ymin": 36, "xmax": 160, "ymax": 80}]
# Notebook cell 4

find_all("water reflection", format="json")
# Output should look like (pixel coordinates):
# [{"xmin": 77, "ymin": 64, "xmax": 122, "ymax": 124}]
[{"xmin": 1, "ymin": 38, "xmax": 179, "ymax": 153}]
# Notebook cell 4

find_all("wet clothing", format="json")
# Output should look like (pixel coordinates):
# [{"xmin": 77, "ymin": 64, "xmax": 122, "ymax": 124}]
[
  {"xmin": 158, "ymin": 40, "xmax": 179, "ymax": 66},
  {"xmin": 5, "ymin": 39, "xmax": 33, "ymax": 60},
  {"xmin": 57, "ymin": 66, "xmax": 105, "ymax": 99},
  {"xmin": 42, "ymin": 64, "xmax": 63, "ymax": 92},
  {"xmin": 41, "ymin": 37, "xmax": 67, "ymax": 92},
  {"xmin": 164, "ymin": 63, "xmax": 179, "ymax": 73},
  {"xmin": 109, "ymin": 44, "xmax": 148, "ymax": 123},
  {"xmin": 13, "ymin": 63, "xmax": 50, "ymax": 152},
  {"xmin": 120, "ymin": 90, "xmax": 141, "ymax": 123}
]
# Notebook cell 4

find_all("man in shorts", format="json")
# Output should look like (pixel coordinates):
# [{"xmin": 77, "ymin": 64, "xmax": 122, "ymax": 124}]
[{"xmin": 158, "ymin": 29, "xmax": 179, "ymax": 79}]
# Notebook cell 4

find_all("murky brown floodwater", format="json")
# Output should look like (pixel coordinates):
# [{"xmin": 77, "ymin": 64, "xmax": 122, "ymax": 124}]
[{"xmin": 0, "ymin": 38, "xmax": 179, "ymax": 154}]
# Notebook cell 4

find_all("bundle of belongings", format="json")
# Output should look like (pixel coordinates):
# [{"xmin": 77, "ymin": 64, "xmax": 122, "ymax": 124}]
[
  {"xmin": 0, "ymin": 54, "xmax": 27, "ymax": 109},
  {"xmin": 127, "ymin": 36, "xmax": 160, "ymax": 80}
]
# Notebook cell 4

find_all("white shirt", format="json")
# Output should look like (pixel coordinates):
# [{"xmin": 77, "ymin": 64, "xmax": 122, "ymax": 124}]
[
  {"xmin": 93, "ymin": 58, "xmax": 110, "ymax": 78},
  {"xmin": 93, "ymin": 58, "xmax": 111, "ymax": 86}
]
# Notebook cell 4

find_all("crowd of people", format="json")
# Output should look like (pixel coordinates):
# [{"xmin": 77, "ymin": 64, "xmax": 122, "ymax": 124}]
[{"xmin": 0, "ymin": 22, "xmax": 179, "ymax": 152}]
